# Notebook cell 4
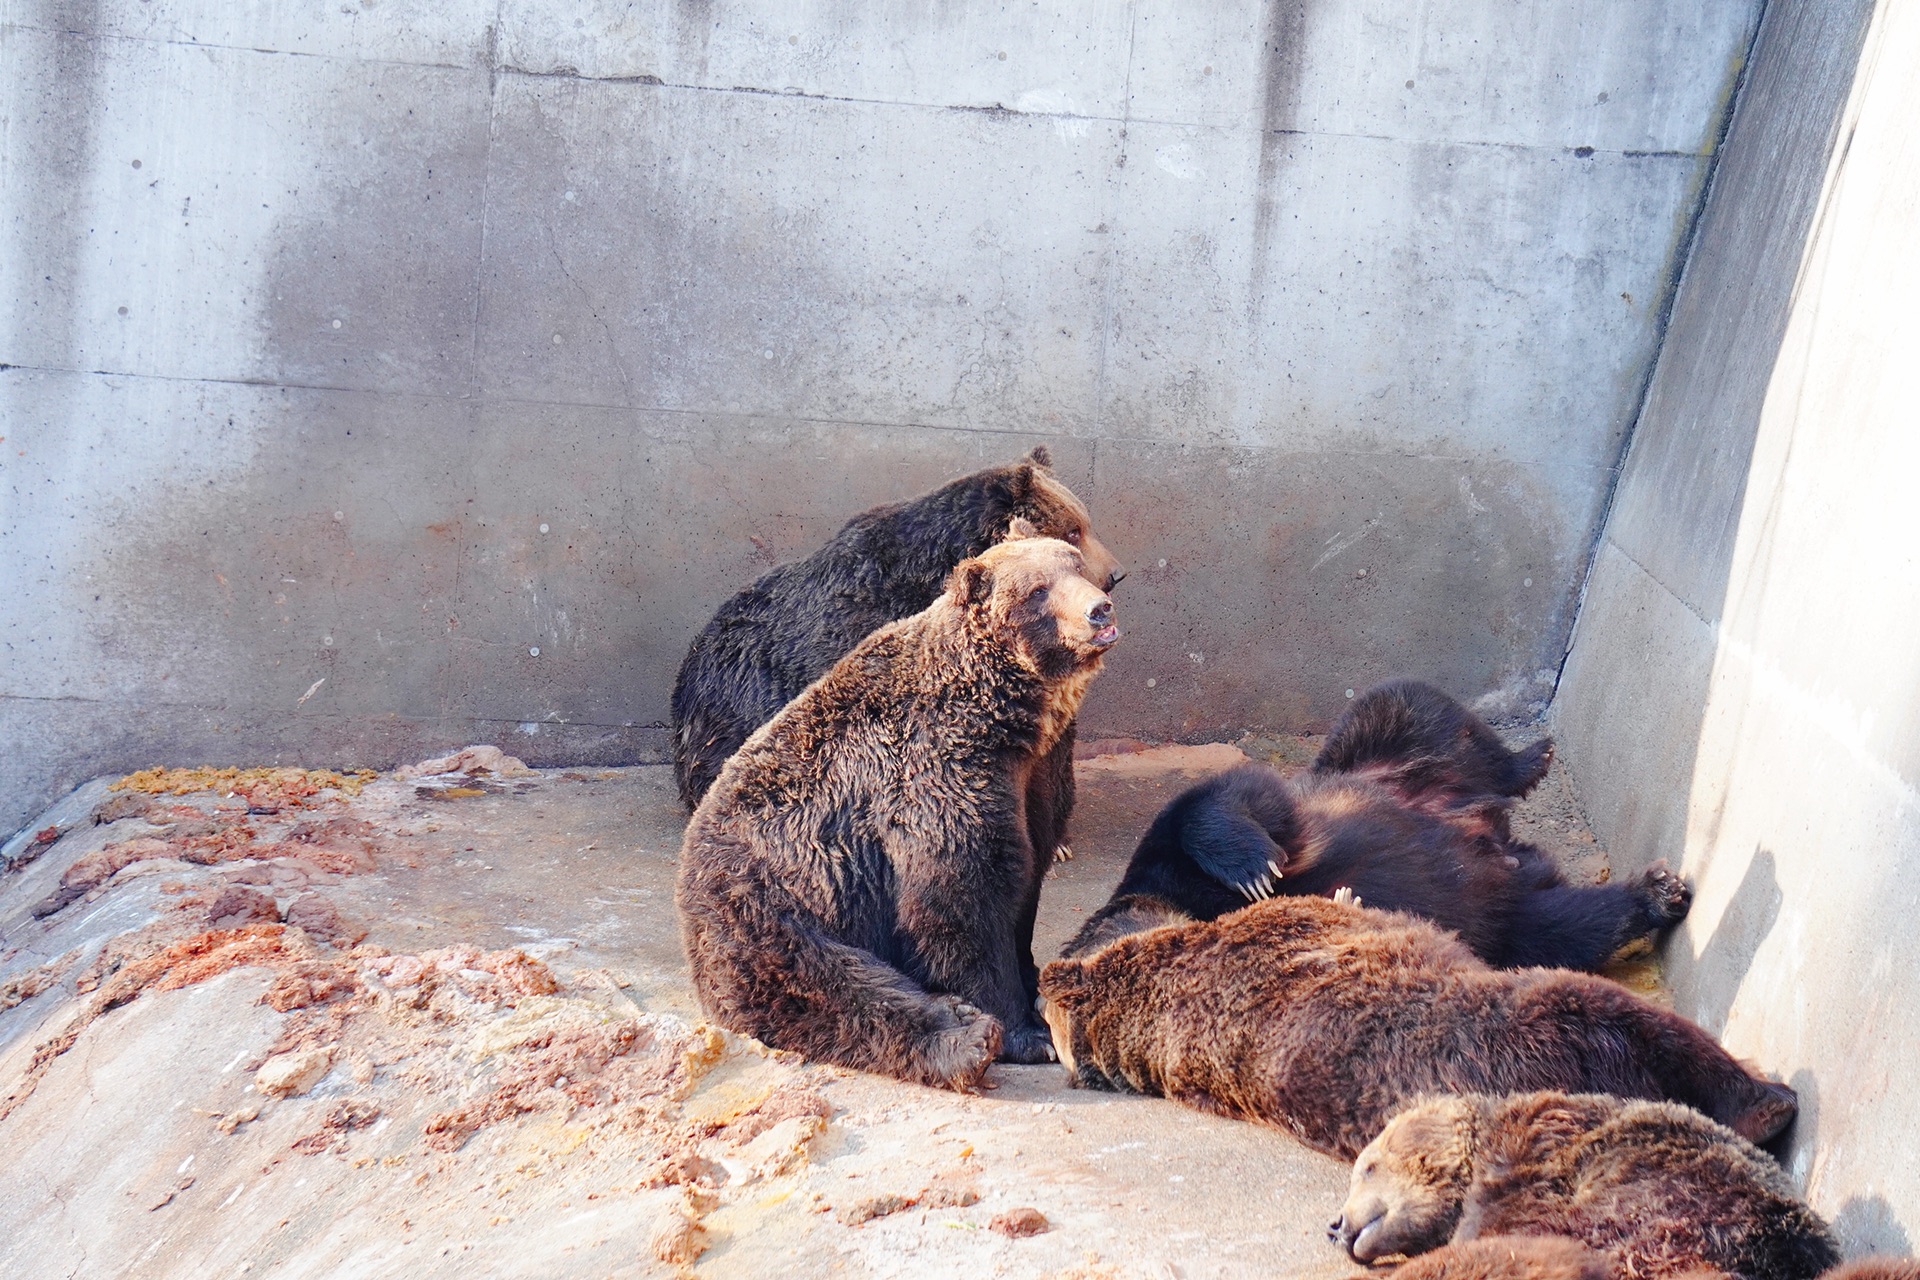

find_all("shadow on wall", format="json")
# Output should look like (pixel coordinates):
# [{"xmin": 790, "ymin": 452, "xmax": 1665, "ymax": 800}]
[
  {"xmin": 1833, "ymin": 1194, "xmax": 1915, "ymax": 1260},
  {"xmin": 1552, "ymin": 0, "xmax": 1880, "ymax": 882},
  {"xmin": 1685, "ymin": 845, "xmax": 1782, "ymax": 1038}
]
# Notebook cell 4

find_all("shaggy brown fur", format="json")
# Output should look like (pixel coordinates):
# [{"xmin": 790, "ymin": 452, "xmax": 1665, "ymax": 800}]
[
  {"xmin": 1385, "ymin": 1236, "xmax": 1613, "ymax": 1280},
  {"xmin": 1379, "ymin": 1247, "xmax": 1917, "ymax": 1280},
  {"xmin": 1037, "ymin": 898, "xmax": 1797, "ymax": 1157},
  {"xmin": 677, "ymin": 527, "xmax": 1119, "ymax": 1088},
  {"xmin": 1333, "ymin": 1092, "xmax": 1838, "ymax": 1278},
  {"xmin": 669, "ymin": 446, "xmax": 1122, "ymax": 811}
]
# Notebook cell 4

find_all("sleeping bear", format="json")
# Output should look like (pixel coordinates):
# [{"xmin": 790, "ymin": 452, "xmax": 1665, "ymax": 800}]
[
  {"xmin": 1061, "ymin": 681, "xmax": 1690, "ymax": 972},
  {"xmin": 677, "ymin": 524, "xmax": 1118, "ymax": 1087},
  {"xmin": 1333, "ymin": 1091, "xmax": 1840, "ymax": 1278},
  {"xmin": 1380, "ymin": 1242, "xmax": 1915, "ymax": 1280},
  {"xmin": 1037, "ymin": 896, "xmax": 1797, "ymax": 1157},
  {"xmin": 669, "ymin": 446, "xmax": 1122, "ymax": 815}
]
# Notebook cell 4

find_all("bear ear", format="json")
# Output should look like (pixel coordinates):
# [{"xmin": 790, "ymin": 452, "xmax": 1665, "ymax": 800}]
[
  {"xmin": 1025, "ymin": 444, "xmax": 1054, "ymax": 470},
  {"xmin": 1005, "ymin": 515, "xmax": 1039, "ymax": 541},
  {"xmin": 1037, "ymin": 959, "xmax": 1089, "ymax": 1009},
  {"xmin": 948, "ymin": 557, "xmax": 993, "ymax": 606}
]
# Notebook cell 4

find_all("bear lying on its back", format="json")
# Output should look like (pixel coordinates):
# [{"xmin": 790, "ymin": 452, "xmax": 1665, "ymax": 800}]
[
  {"xmin": 1063, "ymin": 681, "xmax": 1690, "ymax": 972},
  {"xmin": 1037, "ymin": 897, "xmax": 1795, "ymax": 1158},
  {"xmin": 678, "ymin": 525, "xmax": 1119, "ymax": 1087},
  {"xmin": 1333, "ymin": 1092, "xmax": 1839, "ymax": 1278}
]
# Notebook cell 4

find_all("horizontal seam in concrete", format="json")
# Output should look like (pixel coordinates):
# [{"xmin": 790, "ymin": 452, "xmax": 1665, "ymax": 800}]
[
  {"xmin": 0, "ymin": 364, "xmax": 1624, "ymax": 474},
  {"xmin": 3, "ymin": 20, "xmax": 483, "ymax": 74},
  {"xmin": 4, "ymin": 20, "xmax": 1718, "ymax": 160},
  {"xmin": 0, "ymin": 693, "xmax": 670, "ymax": 733},
  {"xmin": 506, "ymin": 68, "xmax": 1708, "ymax": 158}
]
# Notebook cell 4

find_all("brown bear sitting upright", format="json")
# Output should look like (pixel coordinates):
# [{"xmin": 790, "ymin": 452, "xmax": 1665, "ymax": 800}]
[
  {"xmin": 677, "ymin": 523, "xmax": 1119, "ymax": 1087},
  {"xmin": 1331, "ymin": 1092, "xmax": 1840, "ymax": 1278},
  {"xmin": 669, "ymin": 446, "xmax": 1123, "ymax": 811},
  {"xmin": 1036, "ymin": 897, "xmax": 1796, "ymax": 1157}
]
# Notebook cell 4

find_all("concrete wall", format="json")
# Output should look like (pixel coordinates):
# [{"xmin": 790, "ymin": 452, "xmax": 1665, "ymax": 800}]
[
  {"xmin": 1553, "ymin": 0, "xmax": 1917, "ymax": 1253},
  {"xmin": 1, "ymin": 0, "xmax": 1765, "ymax": 836}
]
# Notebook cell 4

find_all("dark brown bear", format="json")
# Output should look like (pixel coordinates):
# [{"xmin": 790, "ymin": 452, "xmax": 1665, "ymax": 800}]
[
  {"xmin": 1332, "ymin": 1092, "xmax": 1839, "ymax": 1278},
  {"xmin": 677, "ymin": 525, "xmax": 1119, "ymax": 1087},
  {"xmin": 1062, "ymin": 681, "xmax": 1691, "ymax": 972},
  {"xmin": 1036, "ymin": 897, "xmax": 1796, "ymax": 1157},
  {"xmin": 669, "ymin": 446, "xmax": 1122, "ymax": 819}
]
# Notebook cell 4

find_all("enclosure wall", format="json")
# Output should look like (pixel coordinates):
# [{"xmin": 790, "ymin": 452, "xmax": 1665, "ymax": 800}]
[
  {"xmin": 1552, "ymin": 0, "xmax": 1916, "ymax": 1252},
  {"xmin": 1, "ymin": 1, "xmax": 1764, "ymax": 834}
]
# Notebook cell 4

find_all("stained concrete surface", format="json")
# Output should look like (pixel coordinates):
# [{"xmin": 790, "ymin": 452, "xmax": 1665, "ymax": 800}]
[
  {"xmin": 0, "ymin": 742, "xmax": 1619, "ymax": 1278},
  {"xmin": 1, "ymin": 0, "xmax": 1768, "ymax": 835}
]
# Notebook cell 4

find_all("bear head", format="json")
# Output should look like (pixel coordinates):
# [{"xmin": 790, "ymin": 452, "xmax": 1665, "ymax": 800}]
[
  {"xmin": 1006, "ymin": 447, "xmax": 1126, "ymax": 592},
  {"xmin": 948, "ymin": 518, "xmax": 1120, "ymax": 684},
  {"xmin": 1332, "ymin": 1096, "xmax": 1478, "ymax": 1263}
]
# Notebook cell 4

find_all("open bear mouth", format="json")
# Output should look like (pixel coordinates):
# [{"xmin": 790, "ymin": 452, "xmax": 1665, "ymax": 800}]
[{"xmin": 1090, "ymin": 624, "xmax": 1120, "ymax": 648}]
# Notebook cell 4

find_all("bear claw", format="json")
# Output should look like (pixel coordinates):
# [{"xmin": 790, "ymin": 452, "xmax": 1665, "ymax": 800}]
[
  {"xmin": 1052, "ymin": 843, "xmax": 1075, "ymax": 863},
  {"xmin": 922, "ymin": 999, "xmax": 1003, "ymax": 1090},
  {"xmin": 1638, "ymin": 860, "xmax": 1693, "ymax": 924}
]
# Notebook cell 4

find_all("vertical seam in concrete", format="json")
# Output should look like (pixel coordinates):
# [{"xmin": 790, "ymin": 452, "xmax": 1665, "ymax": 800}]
[
  {"xmin": 439, "ymin": 5, "xmax": 506, "ymax": 724},
  {"xmin": 1548, "ymin": 0, "xmax": 1772, "ymax": 699}
]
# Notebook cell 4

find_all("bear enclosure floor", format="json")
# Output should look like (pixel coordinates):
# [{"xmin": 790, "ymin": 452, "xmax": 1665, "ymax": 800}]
[{"xmin": 0, "ymin": 738, "xmax": 1632, "ymax": 1280}]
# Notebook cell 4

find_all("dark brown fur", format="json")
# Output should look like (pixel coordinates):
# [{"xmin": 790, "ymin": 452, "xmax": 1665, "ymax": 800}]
[
  {"xmin": 1334, "ymin": 1093, "xmax": 1838, "ymax": 1278},
  {"xmin": 677, "ymin": 531, "xmax": 1118, "ymax": 1088},
  {"xmin": 1037, "ymin": 898, "xmax": 1796, "ymax": 1157},
  {"xmin": 669, "ymin": 446, "xmax": 1121, "ymax": 812},
  {"xmin": 1064, "ymin": 682, "xmax": 1690, "ymax": 973}
]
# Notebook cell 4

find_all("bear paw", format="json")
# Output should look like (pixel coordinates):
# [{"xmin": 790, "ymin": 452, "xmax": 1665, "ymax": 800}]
[
  {"xmin": 999, "ymin": 1020, "xmax": 1059, "ymax": 1065},
  {"xmin": 1638, "ymin": 860, "xmax": 1693, "ymax": 925},
  {"xmin": 919, "ymin": 998, "xmax": 1003, "ymax": 1092}
]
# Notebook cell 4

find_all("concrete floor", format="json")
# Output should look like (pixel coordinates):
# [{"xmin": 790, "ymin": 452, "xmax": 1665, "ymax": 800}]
[{"xmin": 0, "ymin": 740, "xmax": 1616, "ymax": 1279}]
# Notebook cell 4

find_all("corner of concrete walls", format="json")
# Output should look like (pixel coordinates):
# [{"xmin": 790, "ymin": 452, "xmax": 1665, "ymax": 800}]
[
  {"xmin": 1551, "ymin": 0, "xmax": 1919, "ymax": 1249},
  {"xmin": 1550, "ymin": 0, "xmax": 1881, "ymax": 873}
]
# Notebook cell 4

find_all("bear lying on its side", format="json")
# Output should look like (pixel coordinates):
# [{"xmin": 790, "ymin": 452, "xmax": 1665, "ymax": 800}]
[
  {"xmin": 1332, "ymin": 1092, "xmax": 1839, "ymax": 1278},
  {"xmin": 1037, "ymin": 897, "xmax": 1796, "ymax": 1157},
  {"xmin": 1380, "ymin": 1242, "xmax": 1918, "ymax": 1280},
  {"xmin": 678, "ymin": 525, "xmax": 1119, "ymax": 1087},
  {"xmin": 1381, "ymin": 1236, "xmax": 1613, "ymax": 1280},
  {"xmin": 1062, "ymin": 681, "xmax": 1690, "ymax": 972},
  {"xmin": 670, "ymin": 446, "xmax": 1122, "ymax": 810}
]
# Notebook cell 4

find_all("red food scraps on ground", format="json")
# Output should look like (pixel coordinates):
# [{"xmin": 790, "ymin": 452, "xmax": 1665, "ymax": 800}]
[{"xmin": 111, "ymin": 765, "xmax": 378, "ymax": 809}]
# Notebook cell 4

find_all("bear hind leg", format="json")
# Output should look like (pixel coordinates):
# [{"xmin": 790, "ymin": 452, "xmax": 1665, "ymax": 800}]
[
  {"xmin": 1500, "ymin": 867, "xmax": 1692, "ymax": 972},
  {"xmin": 775, "ymin": 926, "xmax": 1004, "ymax": 1091}
]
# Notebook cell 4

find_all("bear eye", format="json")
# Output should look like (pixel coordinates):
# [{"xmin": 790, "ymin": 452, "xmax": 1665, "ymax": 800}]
[{"xmin": 1065, "ymin": 529, "xmax": 1083, "ymax": 546}]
